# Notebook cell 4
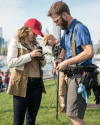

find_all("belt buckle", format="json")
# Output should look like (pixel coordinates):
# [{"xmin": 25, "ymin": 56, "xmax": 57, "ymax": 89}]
[{"xmin": 30, "ymin": 78, "xmax": 33, "ymax": 81}]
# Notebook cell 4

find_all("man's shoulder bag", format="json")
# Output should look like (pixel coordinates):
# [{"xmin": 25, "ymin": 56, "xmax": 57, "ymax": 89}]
[{"xmin": 70, "ymin": 23, "xmax": 99, "ymax": 89}]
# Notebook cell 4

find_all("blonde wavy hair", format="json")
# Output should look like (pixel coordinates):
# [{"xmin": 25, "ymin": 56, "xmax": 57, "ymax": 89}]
[{"xmin": 16, "ymin": 26, "xmax": 32, "ymax": 43}]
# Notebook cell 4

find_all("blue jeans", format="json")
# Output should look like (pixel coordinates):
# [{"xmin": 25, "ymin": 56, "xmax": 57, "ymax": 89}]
[
  {"xmin": 5, "ymin": 83, "xmax": 9, "ymax": 91},
  {"xmin": 0, "ymin": 82, "xmax": 3, "ymax": 92}
]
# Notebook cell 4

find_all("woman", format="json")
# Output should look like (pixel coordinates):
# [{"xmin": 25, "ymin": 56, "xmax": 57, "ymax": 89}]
[{"xmin": 7, "ymin": 18, "xmax": 46, "ymax": 125}]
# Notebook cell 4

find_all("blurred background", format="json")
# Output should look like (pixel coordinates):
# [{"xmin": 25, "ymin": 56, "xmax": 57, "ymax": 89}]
[{"xmin": 0, "ymin": 0, "xmax": 100, "ymax": 74}]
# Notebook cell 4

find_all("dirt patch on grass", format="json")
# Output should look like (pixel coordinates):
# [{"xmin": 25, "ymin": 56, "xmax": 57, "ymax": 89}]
[{"xmin": 87, "ymin": 103, "xmax": 100, "ymax": 109}]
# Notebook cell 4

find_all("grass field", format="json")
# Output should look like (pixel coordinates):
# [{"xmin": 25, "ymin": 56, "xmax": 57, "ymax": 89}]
[{"xmin": 0, "ymin": 73, "xmax": 100, "ymax": 125}]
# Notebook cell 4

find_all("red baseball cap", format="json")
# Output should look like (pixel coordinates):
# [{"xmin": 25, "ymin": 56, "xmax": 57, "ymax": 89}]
[{"xmin": 24, "ymin": 18, "xmax": 44, "ymax": 37}]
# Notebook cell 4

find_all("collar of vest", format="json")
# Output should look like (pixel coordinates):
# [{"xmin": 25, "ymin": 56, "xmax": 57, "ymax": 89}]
[{"xmin": 20, "ymin": 39, "xmax": 38, "ymax": 51}]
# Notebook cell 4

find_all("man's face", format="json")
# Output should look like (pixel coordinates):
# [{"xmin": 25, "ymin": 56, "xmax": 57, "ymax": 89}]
[
  {"xmin": 51, "ymin": 14, "xmax": 68, "ymax": 30},
  {"xmin": 47, "ymin": 37, "xmax": 54, "ymax": 46}
]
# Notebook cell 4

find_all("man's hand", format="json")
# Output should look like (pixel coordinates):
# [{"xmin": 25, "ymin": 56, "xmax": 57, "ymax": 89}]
[
  {"xmin": 52, "ymin": 59, "xmax": 62, "ymax": 69},
  {"xmin": 56, "ymin": 60, "xmax": 68, "ymax": 71}
]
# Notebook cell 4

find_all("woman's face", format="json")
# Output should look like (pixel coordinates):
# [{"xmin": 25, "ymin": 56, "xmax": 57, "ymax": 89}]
[{"xmin": 27, "ymin": 29, "xmax": 37, "ymax": 42}]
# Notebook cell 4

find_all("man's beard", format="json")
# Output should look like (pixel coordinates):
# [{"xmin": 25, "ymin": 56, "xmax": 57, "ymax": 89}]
[
  {"xmin": 49, "ymin": 42, "xmax": 53, "ymax": 46},
  {"xmin": 59, "ymin": 17, "xmax": 68, "ymax": 30}
]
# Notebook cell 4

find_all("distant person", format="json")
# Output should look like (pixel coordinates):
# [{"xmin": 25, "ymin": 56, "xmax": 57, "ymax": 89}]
[
  {"xmin": 0, "ymin": 72, "xmax": 3, "ymax": 93},
  {"xmin": 7, "ymin": 69, "xmax": 10, "ymax": 76},
  {"xmin": 7, "ymin": 18, "xmax": 46, "ymax": 125},
  {"xmin": 8, "ymin": 72, "xmax": 11, "ymax": 78},
  {"xmin": 52, "ymin": 68, "xmax": 57, "ymax": 80},
  {"xmin": 43, "ymin": 33, "xmax": 67, "ymax": 114},
  {"xmin": 1, "ymin": 72, "xmax": 5, "ymax": 89},
  {"xmin": 4, "ymin": 72, "xmax": 9, "ymax": 91}
]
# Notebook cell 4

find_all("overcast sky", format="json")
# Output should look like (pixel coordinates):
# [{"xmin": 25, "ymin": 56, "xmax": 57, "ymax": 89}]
[{"xmin": 0, "ymin": 0, "xmax": 100, "ymax": 44}]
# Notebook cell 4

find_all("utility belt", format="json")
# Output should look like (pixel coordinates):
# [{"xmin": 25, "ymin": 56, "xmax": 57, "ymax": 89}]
[
  {"xmin": 62, "ymin": 64, "xmax": 99, "ymax": 89},
  {"xmin": 63, "ymin": 67, "xmax": 83, "ymax": 76}
]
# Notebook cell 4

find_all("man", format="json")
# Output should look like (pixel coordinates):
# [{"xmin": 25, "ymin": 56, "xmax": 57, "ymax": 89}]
[
  {"xmin": 47, "ymin": 1, "xmax": 94, "ymax": 125},
  {"xmin": 43, "ymin": 34, "xmax": 60, "ymax": 60},
  {"xmin": 43, "ymin": 34, "xmax": 67, "ymax": 114},
  {"xmin": 52, "ymin": 68, "xmax": 57, "ymax": 80},
  {"xmin": 0, "ymin": 72, "xmax": 3, "ymax": 93}
]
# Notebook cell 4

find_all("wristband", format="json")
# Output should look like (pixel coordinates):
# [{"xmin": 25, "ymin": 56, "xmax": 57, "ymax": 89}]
[{"xmin": 58, "ymin": 58, "xmax": 63, "ymax": 61}]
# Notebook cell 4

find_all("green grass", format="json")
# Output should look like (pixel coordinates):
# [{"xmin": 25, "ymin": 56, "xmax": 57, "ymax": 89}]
[{"xmin": 0, "ymin": 74, "xmax": 100, "ymax": 125}]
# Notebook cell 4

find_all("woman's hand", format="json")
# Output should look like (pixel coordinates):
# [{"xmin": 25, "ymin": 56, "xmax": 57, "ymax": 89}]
[
  {"xmin": 30, "ymin": 49, "xmax": 42, "ymax": 58},
  {"xmin": 39, "ymin": 55, "xmax": 45, "ymax": 63}
]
